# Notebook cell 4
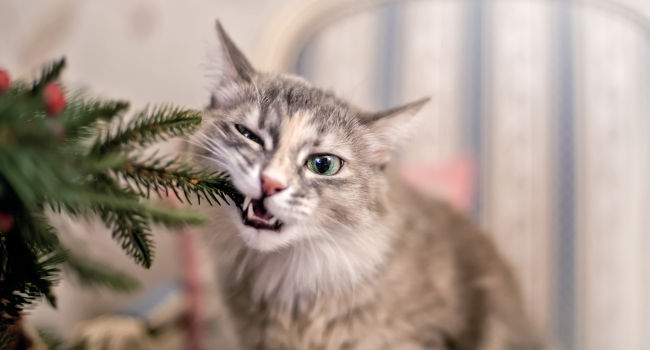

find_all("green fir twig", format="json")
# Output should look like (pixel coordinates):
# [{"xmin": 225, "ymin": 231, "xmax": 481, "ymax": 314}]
[
  {"xmin": 0, "ymin": 58, "xmax": 243, "ymax": 338},
  {"xmin": 118, "ymin": 155, "xmax": 242, "ymax": 206},
  {"xmin": 30, "ymin": 58, "xmax": 66, "ymax": 94},
  {"xmin": 92, "ymin": 106, "xmax": 202, "ymax": 154}
]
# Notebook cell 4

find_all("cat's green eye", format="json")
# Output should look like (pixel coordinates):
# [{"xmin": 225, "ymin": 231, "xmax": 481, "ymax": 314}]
[
  {"xmin": 306, "ymin": 154, "xmax": 343, "ymax": 176},
  {"xmin": 235, "ymin": 124, "xmax": 264, "ymax": 146}
]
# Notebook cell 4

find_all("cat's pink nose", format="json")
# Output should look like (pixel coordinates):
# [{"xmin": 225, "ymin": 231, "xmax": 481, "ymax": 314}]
[{"xmin": 260, "ymin": 174, "xmax": 286, "ymax": 197}]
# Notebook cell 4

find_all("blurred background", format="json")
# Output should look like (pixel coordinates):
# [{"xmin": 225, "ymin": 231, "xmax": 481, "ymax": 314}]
[{"xmin": 1, "ymin": 0, "xmax": 649, "ymax": 349}]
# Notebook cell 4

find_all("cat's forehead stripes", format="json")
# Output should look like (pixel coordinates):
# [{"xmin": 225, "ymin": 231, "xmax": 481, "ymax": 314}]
[
  {"xmin": 282, "ymin": 110, "xmax": 312, "ymax": 145},
  {"xmin": 264, "ymin": 110, "xmax": 314, "ymax": 175}
]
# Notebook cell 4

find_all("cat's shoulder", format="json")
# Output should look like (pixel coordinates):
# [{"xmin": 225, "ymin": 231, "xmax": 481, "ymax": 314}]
[{"xmin": 386, "ymin": 169, "xmax": 512, "ymax": 279}]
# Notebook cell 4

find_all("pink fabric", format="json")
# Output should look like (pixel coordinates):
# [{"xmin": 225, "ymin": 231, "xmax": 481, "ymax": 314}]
[
  {"xmin": 180, "ymin": 230, "xmax": 202, "ymax": 350},
  {"xmin": 399, "ymin": 154, "xmax": 476, "ymax": 212},
  {"xmin": 164, "ymin": 194, "xmax": 202, "ymax": 350}
]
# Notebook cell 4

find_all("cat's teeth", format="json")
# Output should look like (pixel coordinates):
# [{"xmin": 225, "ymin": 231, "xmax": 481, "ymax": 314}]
[
  {"xmin": 269, "ymin": 217, "xmax": 278, "ymax": 225},
  {"xmin": 243, "ymin": 196, "xmax": 251, "ymax": 210},
  {"xmin": 246, "ymin": 205, "xmax": 255, "ymax": 219}
]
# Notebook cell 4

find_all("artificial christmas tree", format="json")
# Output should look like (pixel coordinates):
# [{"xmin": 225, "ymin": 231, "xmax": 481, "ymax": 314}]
[{"xmin": 0, "ymin": 58, "xmax": 241, "ymax": 348}]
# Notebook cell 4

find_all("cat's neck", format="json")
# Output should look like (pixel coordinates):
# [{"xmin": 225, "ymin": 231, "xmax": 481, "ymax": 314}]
[{"xmin": 229, "ymin": 207, "xmax": 400, "ymax": 311}]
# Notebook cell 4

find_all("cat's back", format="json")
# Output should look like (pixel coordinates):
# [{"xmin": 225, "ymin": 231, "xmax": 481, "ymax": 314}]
[
  {"xmin": 387, "ymin": 169, "xmax": 519, "ymax": 286},
  {"xmin": 386, "ymin": 168, "xmax": 507, "ymax": 271}
]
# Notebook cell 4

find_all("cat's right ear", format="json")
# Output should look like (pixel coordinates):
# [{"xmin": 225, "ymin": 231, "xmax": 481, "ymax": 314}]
[
  {"xmin": 208, "ymin": 21, "xmax": 256, "ymax": 108},
  {"xmin": 361, "ymin": 97, "xmax": 430, "ymax": 166},
  {"xmin": 215, "ymin": 21, "xmax": 255, "ymax": 83}
]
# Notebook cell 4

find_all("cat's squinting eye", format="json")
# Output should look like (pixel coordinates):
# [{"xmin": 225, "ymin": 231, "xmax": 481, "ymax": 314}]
[
  {"xmin": 306, "ymin": 154, "xmax": 343, "ymax": 176},
  {"xmin": 235, "ymin": 124, "xmax": 264, "ymax": 146}
]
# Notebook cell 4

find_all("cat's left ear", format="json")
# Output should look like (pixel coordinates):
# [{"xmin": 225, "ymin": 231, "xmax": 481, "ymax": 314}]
[{"xmin": 361, "ymin": 97, "xmax": 430, "ymax": 165}]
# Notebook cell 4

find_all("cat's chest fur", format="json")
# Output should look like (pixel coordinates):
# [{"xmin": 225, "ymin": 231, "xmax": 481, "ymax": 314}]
[{"xmin": 224, "ymin": 226, "xmax": 462, "ymax": 350}]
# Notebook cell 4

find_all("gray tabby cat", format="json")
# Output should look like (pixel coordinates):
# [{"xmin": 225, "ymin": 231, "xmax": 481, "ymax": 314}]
[{"xmin": 194, "ymin": 22, "xmax": 545, "ymax": 350}]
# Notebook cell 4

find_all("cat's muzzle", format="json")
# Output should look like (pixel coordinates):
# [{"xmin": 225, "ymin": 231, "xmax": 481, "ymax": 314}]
[{"xmin": 240, "ymin": 196, "xmax": 283, "ymax": 231}]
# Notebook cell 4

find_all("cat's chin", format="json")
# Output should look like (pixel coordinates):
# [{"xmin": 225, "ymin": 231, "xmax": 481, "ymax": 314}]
[
  {"xmin": 231, "ymin": 196, "xmax": 290, "ymax": 252},
  {"xmin": 235, "ymin": 224, "xmax": 291, "ymax": 252}
]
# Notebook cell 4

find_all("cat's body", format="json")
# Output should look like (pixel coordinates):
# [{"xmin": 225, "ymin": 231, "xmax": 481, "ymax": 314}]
[
  {"xmin": 195, "ymin": 22, "xmax": 544, "ymax": 350},
  {"xmin": 213, "ymin": 176, "xmax": 541, "ymax": 350}
]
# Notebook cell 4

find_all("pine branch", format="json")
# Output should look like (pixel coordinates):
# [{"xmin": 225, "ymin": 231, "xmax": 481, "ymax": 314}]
[
  {"xmin": 17, "ymin": 211, "xmax": 62, "ymax": 254},
  {"xmin": 91, "ymin": 106, "xmax": 201, "ymax": 155},
  {"xmin": 79, "ymin": 153, "xmax": 128, "ymax": 174},
  {"xmin": 118, "ymin": 156, "xmax": 243, "ymax": 206},
  {"xmin": 98, "ymin": 207, "xmax": 154, "ymax": 268},
  {"xmin": 0, "ymin": 148, "xmax": 178, "ymax": 224},
  {"xmin": 30, "ymin": 58, "xmax": 66, "ymax": 94},
  {"xmin": 36, "ymin": 253, "xmax": 66, "ymax": 306},
  {"xmin": 64, "ymin": 253, "xmax": 139, "ymax": 292},
  {"xmin": 0, "ymin": 332, "xmax": 15, "ymax": 350},
  {"xmin": 0, "ymin": 87, "xmax": 46, "ymax": 126},
  {"xmin": 144, "ymin": 202, "xmax": 207, "ymax": 227},
  {"xmin": 89, "ymin": 175, "xmax": 205, "ymax": 266},
  {"xmin": 0, "ymin": 147, "xmax": 78, "ymax": 207},
  {"xmin": 62, "ymin": 98, "xmax": 130, "ymax": 140},
  {"xmin": 0, "ymin": 232, "xmax": 62, "ymax": 324},
  {"xmin": 197, "ymin": 169, "xmax": 244, "ymax": 206},
  {"xmin": 0, "ymin": 148, "xmax": 133, "ymax": 216},
  {"xmin": 0, "ymin": 59, "xmax": 240, "ymax": 333},
  {"xmin": 86, "ymin": 175, "xmax": 152, "ymax": 267}
]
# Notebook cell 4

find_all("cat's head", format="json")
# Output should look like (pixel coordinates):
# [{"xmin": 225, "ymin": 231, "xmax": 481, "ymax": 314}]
[{"xmin": 196, "ymin": 22, "xmax": 428, "ymax": 252}]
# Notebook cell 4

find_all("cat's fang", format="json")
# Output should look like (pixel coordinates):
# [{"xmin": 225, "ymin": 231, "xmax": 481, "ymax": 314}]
[{"xmin": 239, "ymin": 196, "xmax": 284, "ymax": 231}]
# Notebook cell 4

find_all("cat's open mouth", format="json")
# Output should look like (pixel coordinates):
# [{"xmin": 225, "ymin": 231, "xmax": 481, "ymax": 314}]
[{"xmin": 240, "ymin": 196, "xmax": 283, "ymax": 231}]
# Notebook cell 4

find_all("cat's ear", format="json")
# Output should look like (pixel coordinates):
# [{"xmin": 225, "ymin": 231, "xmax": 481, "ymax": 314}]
[
  {"xmin": 208, "ymin": 21, "xmax": 256, "ymax": 108},
  {"xmin": 361, "ymin": 97, "xmax": 430, "ymax": 165},
  {"xmin": 215, "ymin": 21, "xmax": 255, "ymax": 83}
]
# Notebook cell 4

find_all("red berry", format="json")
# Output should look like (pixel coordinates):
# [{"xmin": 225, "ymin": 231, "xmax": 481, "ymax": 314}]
[
  {"xmin": 44, "ymin": 82, "xmax": 66, "ymax": 116},
  {"xmin": 0, "ymin": 68, "xmax": 10, "ymax": 94},
  {"xmin": 0, "ymin": 212, "xmax": 13, "ymax": 233}
]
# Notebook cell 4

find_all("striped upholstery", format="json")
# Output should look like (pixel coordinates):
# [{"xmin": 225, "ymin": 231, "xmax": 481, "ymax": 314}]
[{"xmin": 260, "ymin": 1, "xmax": 650, "ymax": 349}]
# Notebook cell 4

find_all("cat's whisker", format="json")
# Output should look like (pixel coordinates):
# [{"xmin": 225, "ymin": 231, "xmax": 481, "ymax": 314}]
[
  {"xmin": 180, "ymin": 139, "xmax": 221, "ymax": 156},
  {"xmin": 192, "ymin": 130, "xmax": 226, "ymax": 149},
  {"xmin": 181, "ymin": 139, "xmax": 227, "ymax": 160},
  {"xmin": 212, "ymin": 111, "xmax": 243, "ymax": 122},
  {"xmin": 184, "ymin": 152, "xmax": 226, "ymax": 168},
  {"xmin": 188, "ymin": 135, "xmax": 232, "ymax": 162}
]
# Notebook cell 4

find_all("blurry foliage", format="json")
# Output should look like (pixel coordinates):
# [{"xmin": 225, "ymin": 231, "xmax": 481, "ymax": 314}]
[{"xmin": 0, "ymin": 58, "xmax": 241, "ymax": 347}]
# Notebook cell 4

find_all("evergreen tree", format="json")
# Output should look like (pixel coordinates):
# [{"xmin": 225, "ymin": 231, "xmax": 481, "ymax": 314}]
[{"xmin": 0, "ymin": 59, "xmax": 241, "ymax": 347}]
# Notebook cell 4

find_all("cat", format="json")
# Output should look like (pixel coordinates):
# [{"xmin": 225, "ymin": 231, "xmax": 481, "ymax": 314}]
[{"xmin": 192, "ymin": 21, "xmax": 545, "ymax": 350}]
